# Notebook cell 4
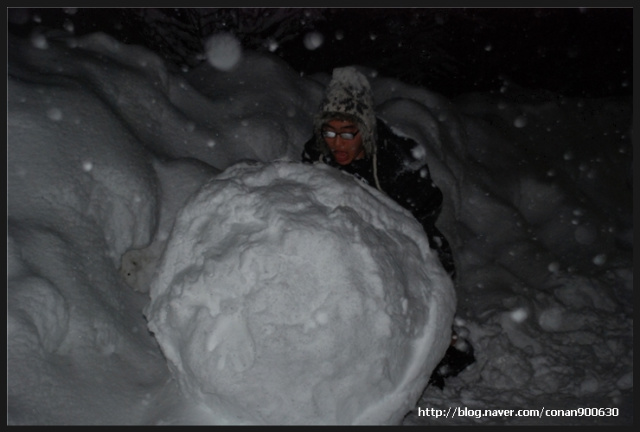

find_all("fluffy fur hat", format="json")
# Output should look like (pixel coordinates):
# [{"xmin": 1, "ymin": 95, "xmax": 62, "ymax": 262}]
[{"xmin": 313, "ymin": 67, "xmax": 377, "ymax": 158}]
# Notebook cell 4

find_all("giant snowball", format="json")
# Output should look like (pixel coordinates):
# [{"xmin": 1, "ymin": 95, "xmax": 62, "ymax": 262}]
[{"xmin": 145, "ymin": 161, "xmax": 456, "ymax": 425}]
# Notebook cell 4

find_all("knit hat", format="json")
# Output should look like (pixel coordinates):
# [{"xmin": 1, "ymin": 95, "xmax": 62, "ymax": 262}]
[{"xmin": 313, "ymin": 67, "xmax": 377, "ymax": 158}]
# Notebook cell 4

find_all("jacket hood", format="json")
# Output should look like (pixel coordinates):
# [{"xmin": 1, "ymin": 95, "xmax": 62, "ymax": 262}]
[{"xmin": 313, "ymin": 67, "xmax": 377, "ymax": 158}]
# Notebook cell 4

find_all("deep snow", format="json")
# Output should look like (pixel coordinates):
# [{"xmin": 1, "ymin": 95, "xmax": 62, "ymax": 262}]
[{"xmin": 7, "ymin": 29, "xmax": 633, "ymax": 425}]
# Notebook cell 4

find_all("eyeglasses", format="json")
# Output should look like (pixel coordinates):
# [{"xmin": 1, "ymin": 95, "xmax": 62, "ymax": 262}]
[{"xmin": 322, "ymin": 130, "xmax": 359, "ymax": 140}]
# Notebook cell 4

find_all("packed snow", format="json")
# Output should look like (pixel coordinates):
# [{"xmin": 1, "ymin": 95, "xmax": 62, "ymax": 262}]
[
  {"xmin": 7, "ymin": 29, "xmax": 633, "ymax": 425},
  {"xmin": 144, "ymin": 161, "xmax": 455, "ymax": 424}
]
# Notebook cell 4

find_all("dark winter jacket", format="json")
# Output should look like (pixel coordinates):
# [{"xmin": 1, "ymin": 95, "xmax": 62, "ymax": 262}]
[
  {"xmin": 302, "ymin": 66, "xmax": 455, "ymax": 278},
  {"xmin": 302, "ymin": 118, "xmax": 456, "ymax": 278}
]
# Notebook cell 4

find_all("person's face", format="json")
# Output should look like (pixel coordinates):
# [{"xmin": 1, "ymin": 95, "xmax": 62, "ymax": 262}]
[{"xmin": 322, "ymin": 119, "xmax": 365, "ymax": 165}]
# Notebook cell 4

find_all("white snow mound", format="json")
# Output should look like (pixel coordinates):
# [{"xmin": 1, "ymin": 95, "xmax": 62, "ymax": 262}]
[{"xmin": 145, "ymin": 161, "xmax": 456, "ymax": 425}]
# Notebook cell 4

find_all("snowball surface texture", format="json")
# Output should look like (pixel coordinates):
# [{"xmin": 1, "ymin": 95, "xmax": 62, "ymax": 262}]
[{"xmin": 145, "ymin": 161, "xmax": 456, "ymax": 425}]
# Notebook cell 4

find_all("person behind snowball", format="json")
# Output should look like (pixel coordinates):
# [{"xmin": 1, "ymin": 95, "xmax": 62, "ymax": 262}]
[{"xmin": 301, "ymin": 66, "xmax": 474, "ymax": 389}]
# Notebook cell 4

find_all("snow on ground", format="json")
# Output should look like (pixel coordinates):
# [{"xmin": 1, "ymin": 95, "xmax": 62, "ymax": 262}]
[{"xmin": 7, "ymin": 29, "xmax": 633, "ymax": 425}]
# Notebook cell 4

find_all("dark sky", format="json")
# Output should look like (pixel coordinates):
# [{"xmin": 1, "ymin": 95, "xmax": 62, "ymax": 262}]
[
  {"xmin": 7, "ymin": 7, "xmax": 633, "ymax": 98},
  {"xmin": 277, "ymin": 8, "xmax": 633, "ymax": 98}
]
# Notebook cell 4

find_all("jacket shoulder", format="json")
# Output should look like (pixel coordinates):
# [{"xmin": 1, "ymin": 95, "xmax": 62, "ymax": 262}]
[
  {"xmin": 376, "ymin": 119, "xmax": 419, "ymax": 155},
  {"xmin": 302, "ymin": 136, "xmax": 325, "ymax": 163},
  {"xmin": 375, "ymin": 119, "xmax": 425, "ymax": 170}
]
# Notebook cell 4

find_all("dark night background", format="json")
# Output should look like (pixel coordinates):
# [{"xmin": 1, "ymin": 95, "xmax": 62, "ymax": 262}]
[{"xmin": 7, "ymin": 7, "xmax": 633, "ymax": 99}]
